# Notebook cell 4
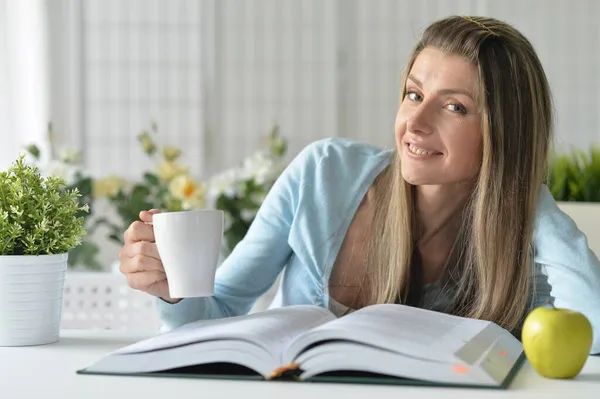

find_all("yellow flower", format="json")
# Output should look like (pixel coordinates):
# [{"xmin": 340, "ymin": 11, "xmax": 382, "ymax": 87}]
[
  {"xmin": 169, "ymin": 175, "xmax": 206, "ymax": 209},
  {"xmin": 93, "ymin": 175, "xmax": 128, "ymax": 198},
  {"xmin": 157, "ymin": 161, "xmax": 187, "ymax": 182},
  {"xmin": 162, "ymin": 145, "xmax": 182, "ymax": 162}
]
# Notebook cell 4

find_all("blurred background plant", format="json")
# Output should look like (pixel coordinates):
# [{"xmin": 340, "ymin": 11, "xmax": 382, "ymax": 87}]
[
  {"xmin": 207, "ymin": 125, "xmax": 287, "ymax": 254},
  {"xmin": 22, "ymin": 122, "xmax": 288, "ymax": 269},
  {"xmin": 24, "ymin": 123, "xmax": 102, "ymax": 270},
  {"xmin": 92, "ymin": 123, "xmax": 206, "ymax": 247},
  {"xmin": 547, "ymin": 146, "xmax": 600, "ymax": 202}
]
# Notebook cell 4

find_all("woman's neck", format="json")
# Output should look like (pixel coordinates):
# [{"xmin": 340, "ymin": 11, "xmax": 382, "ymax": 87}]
[
  {"xmin": 413, "ymin": 183, "xmax": 473, "ymax": 284},
  {"xmin": 415, "ymin": 184, "xmax": 470, "ymax": 243}
]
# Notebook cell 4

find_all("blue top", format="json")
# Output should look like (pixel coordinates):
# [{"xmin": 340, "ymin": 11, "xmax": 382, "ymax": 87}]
[{"xmin": 157, "ymin": 138, "xmax": 600, "ymax": 354}]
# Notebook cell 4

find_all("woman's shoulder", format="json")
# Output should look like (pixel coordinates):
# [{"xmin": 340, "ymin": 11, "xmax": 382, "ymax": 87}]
[
  {"xmin": 302, "ymin": 137, "xmax": 394, "ymax": 159},
  {"xmin": 293, "ymin": 138, "xmax": 394, "ymax": 216},
  {"xmin": 293, "ymin": 138, "xmax": 395, "ymax": 180}
]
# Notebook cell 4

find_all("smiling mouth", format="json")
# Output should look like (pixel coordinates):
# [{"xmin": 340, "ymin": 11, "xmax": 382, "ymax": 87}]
[{"xmin": 406, "ymin": 143, "xmax": 442, "ymax": 156}]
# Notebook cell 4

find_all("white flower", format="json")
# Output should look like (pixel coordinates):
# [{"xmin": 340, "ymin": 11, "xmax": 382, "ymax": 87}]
[
  {"xmin": 241, "ymin": 151, "xmax": 281, "ymax": 185},
  {"xmin": 207, "ymin": 168, "xmax": 245, "ymax": 200},
  {"xmin": 59, "ymin": 148, "xmax": 81, "ymax": 164},
  {"xmin": 240, "ymin": 209, "xmax": 257, "ymax": 222},
  {"xmin": 42, "ymin": 160, "xmax": 77, "ymax": 185},
  {"xmin": 42, "ymin": 160, "xmax": 67, "ymax": 178}
]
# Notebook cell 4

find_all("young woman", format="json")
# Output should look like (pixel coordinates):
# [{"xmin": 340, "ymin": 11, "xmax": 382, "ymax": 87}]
[{"xmin": 119, "ymin": 16, "xmax": 600, "ymax": 354}]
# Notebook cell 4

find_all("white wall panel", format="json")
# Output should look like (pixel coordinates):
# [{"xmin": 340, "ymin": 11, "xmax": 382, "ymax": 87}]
[
  {"xmin": 207, "ymin": 0, "xmax": 338, "ymax": 174},
  {"xmin": 81, "ymin": 0, "xmax": 206, "ymax": 179},
  {"xmin": 51, "ymin": 0, "xmax": 600, "ymax": 181},
  {"xmin": 484, "ymin": 0, "xmax": 600, "ymax": 151}
]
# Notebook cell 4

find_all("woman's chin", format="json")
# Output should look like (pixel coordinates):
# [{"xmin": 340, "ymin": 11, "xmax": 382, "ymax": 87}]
[{"xmin": 401, "ymin": 171, "xmax": 433, "ymax": 186}]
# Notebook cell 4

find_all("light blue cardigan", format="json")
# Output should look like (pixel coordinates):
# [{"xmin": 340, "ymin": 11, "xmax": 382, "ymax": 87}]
[{"xmin": 157, "ymin": 138, "xmax": 600, "ymax": 354}]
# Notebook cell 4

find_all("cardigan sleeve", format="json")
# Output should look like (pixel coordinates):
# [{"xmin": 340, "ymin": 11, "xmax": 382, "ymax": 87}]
[{"xmin": 532, "ymin": 184, "xmax": 600, "ymax": 354}]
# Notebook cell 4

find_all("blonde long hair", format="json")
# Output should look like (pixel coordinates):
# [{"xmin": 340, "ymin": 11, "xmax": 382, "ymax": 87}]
[{"xmin": 365, "ymin": 16, "xmax": 553, "ymax": 332}]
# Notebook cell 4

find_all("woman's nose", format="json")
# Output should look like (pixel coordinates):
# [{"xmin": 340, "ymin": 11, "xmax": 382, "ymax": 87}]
[{"xmin": 406, "ymin": 103, "xmax": 434, "ymax": 135}]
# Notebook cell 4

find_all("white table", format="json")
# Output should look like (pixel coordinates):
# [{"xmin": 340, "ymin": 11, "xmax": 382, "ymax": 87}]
[{"xmin": 1, "ymin": 330, "xmax": 598, "ymax": 399}]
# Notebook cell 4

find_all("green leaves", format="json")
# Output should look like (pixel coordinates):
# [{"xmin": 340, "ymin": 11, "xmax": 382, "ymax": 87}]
[
  {"xmin": 0, "ymin": 155, "xmax": 88, "ymax": 255},
  {"xmin": 25, "ymin": 144, "xmax": 40, "ymax": 160},
  {"xmin": 143, "ymin": 172, "xmax": 160, "ymax": 186},
  {"xmin": 548, "ymin": 147, "xmax": 600, "ymax": 202}
]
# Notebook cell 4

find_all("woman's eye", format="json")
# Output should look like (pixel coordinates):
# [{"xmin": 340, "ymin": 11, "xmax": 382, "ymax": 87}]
[
  {"xmin": 446, "ymin": 103, "xmax": 467, "ymax": 114},
  {"xmin": 407, "ymin": 91, "xmax": 423, "ymax": 101}
]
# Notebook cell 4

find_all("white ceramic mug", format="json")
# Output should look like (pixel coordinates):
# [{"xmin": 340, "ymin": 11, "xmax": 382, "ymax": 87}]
[{"xmin": 152, "ymin": 210, "xmax": 224, "ymax": 298}]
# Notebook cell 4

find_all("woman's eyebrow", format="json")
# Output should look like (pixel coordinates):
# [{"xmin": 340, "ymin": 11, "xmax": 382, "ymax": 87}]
[{"xmin": 407, "ymin": 75, "xmax": 474, "ymax": 100}]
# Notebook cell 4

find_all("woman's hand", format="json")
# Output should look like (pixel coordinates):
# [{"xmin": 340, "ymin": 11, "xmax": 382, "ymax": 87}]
[{"xmin": 119, "ymin": 209, "xmax": 181, "ymax": 304}]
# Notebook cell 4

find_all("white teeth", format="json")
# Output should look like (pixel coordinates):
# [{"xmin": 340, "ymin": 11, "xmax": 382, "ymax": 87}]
[{"xmin": 408, "ymin": 144, "xmax": 437, "ymax": 156}]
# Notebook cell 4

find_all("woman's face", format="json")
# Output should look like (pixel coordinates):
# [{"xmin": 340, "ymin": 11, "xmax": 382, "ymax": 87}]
[{"xmin": 395, "ymin": 47, "xmax": 483, "ymax": 187}]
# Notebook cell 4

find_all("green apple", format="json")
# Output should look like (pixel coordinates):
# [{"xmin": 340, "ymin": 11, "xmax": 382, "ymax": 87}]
[{"xmin": 522, "ymin": 303, "xmax": 593, "ymax": 379}]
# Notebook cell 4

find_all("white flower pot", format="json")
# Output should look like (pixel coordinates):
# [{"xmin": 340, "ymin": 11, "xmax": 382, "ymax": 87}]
[{"xmin": 0, "ymin": 253, "xmax": 68, "ymax": 346}]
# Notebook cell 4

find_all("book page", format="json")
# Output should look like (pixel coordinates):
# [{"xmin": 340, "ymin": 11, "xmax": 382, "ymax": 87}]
[
  {"xmin": 295, "ymin": 342, "xmax": 499, "ymax": 385},
  {"xmin": 284, "ymin": 303, "xmax": 512, "ymax": 364},
  {"xmin": 116, "ymin": 305, "xmax": 336, "ymax": 362},
  {"xmin": 85, "ymin": 339, "xmax": 278, "ymax": 377}
]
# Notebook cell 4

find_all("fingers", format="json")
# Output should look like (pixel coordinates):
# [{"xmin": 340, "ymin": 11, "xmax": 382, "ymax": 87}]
[
  {"xmin": 124, "ymin": 220, "xmax": 155, "ymax": 244},
  {"xmin": 124, "ymin": 209, "xmax": 160, "ymax": 243},
  {"xmin": 140, "ymin": 209, "xmax": 161, "ymax": 223},
  {"xmin": 120, "ymin": 208, "xmax": 170, "ymax": 298},
  {"xmin": 120, "ymin": 240, "xmax": 160, "ymax": 260},
  {"xmin": 120, "ymin": 252, "xmax": 164, "ymax": 274},
  {"xmin": 125, "ymin": 270, "xmax": 167, "ymax": 291}
]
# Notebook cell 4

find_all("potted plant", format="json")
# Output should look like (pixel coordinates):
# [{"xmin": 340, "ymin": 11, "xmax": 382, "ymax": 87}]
[
  {"xmin": 24, "ymin": 123, "xmax": 102, "ymax": 270},
  {"xmin": 0, "ymin": 155, "xmax": 88, "ymax": 346},
  {"xmin": 547, "ymin": 146, "xmax": 600, "ymax": 255}
]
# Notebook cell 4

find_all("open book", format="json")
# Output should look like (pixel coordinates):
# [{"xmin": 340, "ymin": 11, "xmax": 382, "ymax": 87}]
[{"xmin": 79, "ymin": 304, "xmax": 525, "ymax": 389}]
